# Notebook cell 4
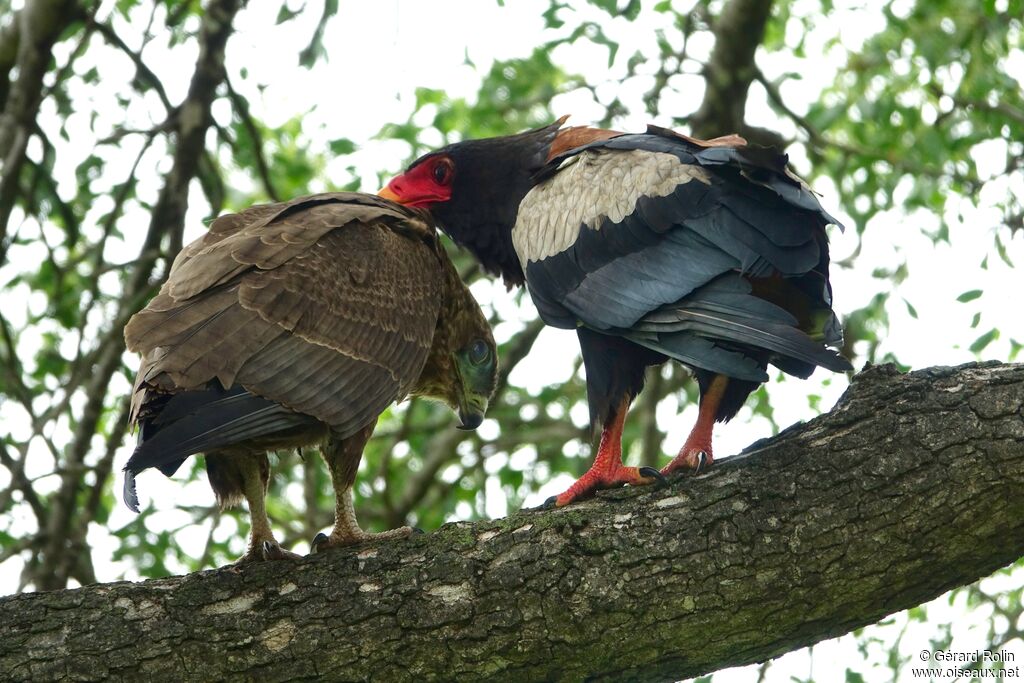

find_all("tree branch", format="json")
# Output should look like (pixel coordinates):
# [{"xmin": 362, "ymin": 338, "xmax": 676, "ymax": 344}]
[
  {"xmin": 0, "ymin": 0, "xmax": 82, "ymax": 263},
  {"xmin": 91, "ymin": 20, "xmax": 174, "ymax": 112},
  {"xmin": 32, "ymin": 0, "xmax": 244, "ymax": 591},
  {"xmin": 1, "ymin": 362, "xmax": 1022, "ymax": 680},
  {"xmin": 224, "ymin": 75, "xmax": 281, "ymax": 202},
  {"xmin": 689, "ymin": 0, "xmax": 783, "ymax": 146}
]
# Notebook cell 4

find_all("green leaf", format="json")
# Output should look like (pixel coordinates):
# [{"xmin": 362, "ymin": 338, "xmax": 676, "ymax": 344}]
[
  {"xmin": 328, "ymin": 138, "xmax": 356, "ymax": 156},
  {"xmin": 995, "ymin": 234, "xmax": 1015, "ymax": 267},
  {"xmin": 542, "ymin": 2, "xmax": 569, "ymax": 29},
  {"xmin": 276, "ymin": 5, "xmax": 301, "ymax": 24},
  {"xmin": 969, "ymin": 328, "xmax": 999, "ymax": 354},
  {"xmin": 956, "ymin": 289, "xmax": 983, "ymax": 303},
  {"xmin": 903, "ymin": 298, "xmax": 918, "ymax": 319}
]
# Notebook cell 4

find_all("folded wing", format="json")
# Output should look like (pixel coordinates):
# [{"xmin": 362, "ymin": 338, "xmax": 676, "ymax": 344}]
[{"xmin": 123, "ymin": 193, "xmax": 445, "ymax": 507}]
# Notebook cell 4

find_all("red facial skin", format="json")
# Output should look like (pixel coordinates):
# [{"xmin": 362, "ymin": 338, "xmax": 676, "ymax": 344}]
[{"xmin": 379, "ymin": 155, "xmax": 454, "ymax": 207}]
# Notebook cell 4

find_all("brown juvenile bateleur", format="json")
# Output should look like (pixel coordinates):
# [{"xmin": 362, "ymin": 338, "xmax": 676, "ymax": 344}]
[
  {"xmin": 381, "ymin": 119, "xmax": 852, "ymax": 506},
  {"xmin": 122, "ymin": 192, "xmax": 497, "ymax": 562}
]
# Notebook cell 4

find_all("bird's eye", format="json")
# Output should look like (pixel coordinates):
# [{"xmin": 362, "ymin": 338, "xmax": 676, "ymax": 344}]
[
  {"xmin": 468, "ymin": 339, "xmax": 490, "ymax": 365},
  {"xmin": 432, "ymin": 159, "xmax": 453, "ymax": 186}
]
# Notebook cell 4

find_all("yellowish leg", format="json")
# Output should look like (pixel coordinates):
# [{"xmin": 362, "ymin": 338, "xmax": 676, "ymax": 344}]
[
  {"xmin": 311, "ymin": 421, "xmax": 415, "ymax": 553},
  {"xmin": 221, "ymin": 453, "xmax": 300, "ymax": 563}
]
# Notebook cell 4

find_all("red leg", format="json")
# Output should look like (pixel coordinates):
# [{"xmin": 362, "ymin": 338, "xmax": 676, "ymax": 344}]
[
  {"xmin": 553, "ymin": 399, "xmax": 660, "ymax": 507},
  {"xmin": 662, "ymin": 375, "xmax": 728, "ymax": 475}
]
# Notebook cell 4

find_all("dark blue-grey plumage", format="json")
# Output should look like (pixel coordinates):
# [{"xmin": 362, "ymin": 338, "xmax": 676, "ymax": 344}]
[
  {"xmin": 385, "ymin": 121, "xmax": 851, "ymax": 505},
  {"xmin": 520, "ymin": 127, "xmax": 850, "ymax": 427}
]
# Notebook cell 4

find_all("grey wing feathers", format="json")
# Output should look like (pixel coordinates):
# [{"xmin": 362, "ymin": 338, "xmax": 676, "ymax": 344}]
[
  {"xmin": 522, "ymin": 131, "xmax": 849, "ymax": 381},
  {"xmin": 123, "ymin": 385, "xmax": 315, "ymax": 512},
  {"xmin": 630, "ymin": 274, "xmax": 851, "ymax": 378}
]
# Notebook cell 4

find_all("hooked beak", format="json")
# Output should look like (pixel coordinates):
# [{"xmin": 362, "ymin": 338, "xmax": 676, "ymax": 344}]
[{"xmin": 457, "ymin": 399, "xmax": 486, "ymax": 431}]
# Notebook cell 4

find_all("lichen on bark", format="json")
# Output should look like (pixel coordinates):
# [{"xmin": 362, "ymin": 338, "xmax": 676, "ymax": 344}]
[{"xmin": 0, "ymin": 361, "xmax": 1022, "ymax": 682}]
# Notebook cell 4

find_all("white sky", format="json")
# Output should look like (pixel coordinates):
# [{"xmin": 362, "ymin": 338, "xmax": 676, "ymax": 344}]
[{"xmin": 1, "ymin": 0, "xmax": 1022, "ymax": 679}]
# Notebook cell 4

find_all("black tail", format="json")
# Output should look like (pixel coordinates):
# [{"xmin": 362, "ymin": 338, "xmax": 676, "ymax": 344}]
[
  {"xmin": 631, "ymin": 274, "xmax": 852, "ymax": 380},
  {"xmin": 122, "ymin": 385, "xmax": 314, "ymax": 512}
]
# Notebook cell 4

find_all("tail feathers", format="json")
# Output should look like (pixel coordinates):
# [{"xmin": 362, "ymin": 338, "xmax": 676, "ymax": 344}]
[
  {"xmin": 123, "ymin": 471, "xmax": 141, "ymax": 514},
  {"xmin": 652, "ymin": 304, "xmax": 850, "ymax": 374},
  {"xmin": 157, "ymin": 458, "xmax": 187, "ymax": 478},
  {"xmin": 122, "ymin": 454, "xmax": 188, "ymax": 512},
  {"xmin": 633, "ymin": 275, "xmax": 852, "ymax": 379},
  {"xmin": 123, "ymin": 386, "xmax": 314, "ymax": 512},
  {"xmin": 628, "ymin": 331, "xmax": 769, "ymax": 383},
  {"xmin": 822, "ymin": 309, "xmax": 845, "ymax": 348}
]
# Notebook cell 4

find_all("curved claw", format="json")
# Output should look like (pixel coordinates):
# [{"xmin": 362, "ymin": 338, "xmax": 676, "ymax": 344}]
[
  {"xmin": 638, "ymin": 466, "xmax": 669, "ymax": 488},
  {"xmin": 310, "ymin": 526, "xmax": 416, "ymax": 554},
  {"xmin": 310, "ymin": 531, "xmax": 329, "ymax": 554},
  {"xmin": 662, "ymin": 447, "xmax": 714, "ymax": 477},
  {"xmin": 541, "ymin": 495, "xmax": 558, "ymax": 510},
  {"xmin": 262, "ymin": 540, "xmax": 303, "ymax": 562},
  {"xmin": 551, "ymin": 464, "xmax": 663, "ymax": 507}
]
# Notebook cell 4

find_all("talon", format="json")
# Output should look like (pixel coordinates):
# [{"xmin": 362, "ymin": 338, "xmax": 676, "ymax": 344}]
[
  {"xmin": 662, "ymin": 446, "xmax": 714, "ymax": 477},
  {"xmin": 260, "ymin": 540, "xmax": 302, "ymax": 561},
  {"xmin": 639, "ymin": 466, "xmax": 669, "ymax": 488},
  {"xmin": 541, "ymin": 495, "xmax": 558, "ymax": 510},
  {"xmin": 311, "ymin": 525, "xmax": 416, "ymax": 552},
  {"xmin": 411, "ymin": 527, "xmax": 425, "ymax": 536},
  {"xmin": 693, "ymin": 451, "xmax": 708, "ymax": 475}
]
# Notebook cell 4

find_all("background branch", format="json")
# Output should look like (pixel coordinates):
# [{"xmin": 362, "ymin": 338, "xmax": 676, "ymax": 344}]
[
  {"xmin": 688, "ymin": 0, "xmax": 781, "ymax": 144},
  {"xmin": 31, "ymin": 0, "xmax": 244, "ymax": 592}
]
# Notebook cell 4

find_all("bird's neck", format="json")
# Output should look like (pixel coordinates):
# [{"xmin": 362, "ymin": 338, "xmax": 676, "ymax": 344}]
[
  {"xmin": 434, "ymin": 185, "xmax": 527, "ymax": 287},
  {"xmin": 449, "ymin": 217, "xmax": 525, "ymax": 289}
]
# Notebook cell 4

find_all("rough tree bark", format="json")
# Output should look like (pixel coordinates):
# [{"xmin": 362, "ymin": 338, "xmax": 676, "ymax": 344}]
[{"xmin": 1, "ymin": 361, "xmax": 1022, "ymax": 682}]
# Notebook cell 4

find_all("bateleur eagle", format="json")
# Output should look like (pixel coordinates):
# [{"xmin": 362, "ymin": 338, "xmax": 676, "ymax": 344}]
[
  {"xmin": 122, "ymin": 192, "xmax": 497, "ymax": 562},
  {"xmin": 381, "ymin": 119, "xmax": 852, "ymax": 506}
]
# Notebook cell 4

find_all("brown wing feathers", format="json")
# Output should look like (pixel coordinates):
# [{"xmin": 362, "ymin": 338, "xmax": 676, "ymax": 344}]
[{"xmin": 123, "ymin": 192, "xmax": 446, "ymax": 510}]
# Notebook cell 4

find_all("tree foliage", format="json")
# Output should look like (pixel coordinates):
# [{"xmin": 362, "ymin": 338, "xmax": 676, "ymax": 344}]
[{"xmin": 0, "ymin": 0, "xmax": 1021, "ymax": 678}]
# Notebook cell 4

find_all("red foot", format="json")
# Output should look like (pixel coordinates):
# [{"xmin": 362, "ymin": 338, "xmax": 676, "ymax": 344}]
[
  {"xmin": 662, "ymin": 374, "xmax": 727, "ymax": 476},
  {"xmin": 661, "ymin": 443, "xmax": 714, "ymax": 476},
  {"xmin": 551, "ymin": 399, "xmax": 664, "ymax": 507},
  {"xmin": 554, "ymin": 464, "xmax": 660, "ymax": 507}
]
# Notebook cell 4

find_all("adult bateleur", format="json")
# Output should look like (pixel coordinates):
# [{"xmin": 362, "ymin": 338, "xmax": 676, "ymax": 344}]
[{"xmin": 381, "ymin": 120, "xmax": 852, "ymax": 506}]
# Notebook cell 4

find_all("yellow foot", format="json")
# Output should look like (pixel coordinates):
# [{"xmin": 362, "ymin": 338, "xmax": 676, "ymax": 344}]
[
  {"xmin": 309, "ymin": 526, "xmax": 420, "ymax": 554},
  {"xmin": 230, "ymin": 540, "xmax": 303, "ymax": 566}
]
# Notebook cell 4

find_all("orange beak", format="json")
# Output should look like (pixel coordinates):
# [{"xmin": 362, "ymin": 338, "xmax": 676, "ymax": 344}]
[{"xmin": 378, "ymin": 184, "xmax": 401, "ymax": 202}]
